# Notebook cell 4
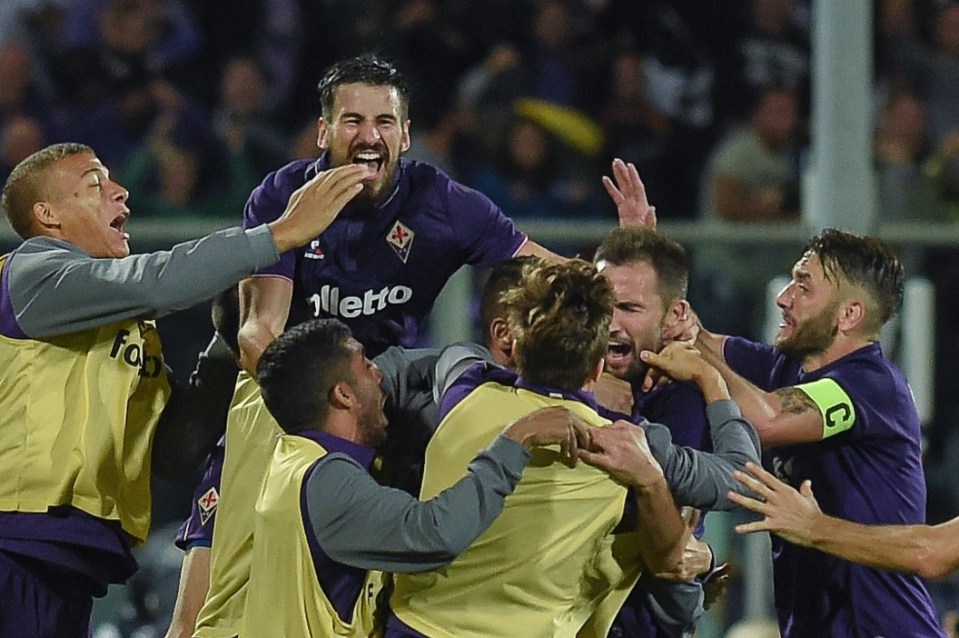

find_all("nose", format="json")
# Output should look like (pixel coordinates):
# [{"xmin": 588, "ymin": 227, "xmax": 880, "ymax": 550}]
[
  {"xmin": 110, "ymin": 180, "xmax": 129, "ymax": 203},
  {"xmin": 776, "ymin": 282, "xmax": 792, "ymax": 309},
  {"xmin": 357, "ymin": 120, "xmax": 381, "ymax": 143}
]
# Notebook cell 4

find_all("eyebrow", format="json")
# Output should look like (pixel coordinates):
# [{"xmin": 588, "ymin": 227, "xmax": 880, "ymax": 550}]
[
  {"xmin": 340, "ymin": 110, "xmax": 398, "ymax": 123},
  {"xmin": 81, "ymin": 167, "xmax": 109, "ymax": 180}
]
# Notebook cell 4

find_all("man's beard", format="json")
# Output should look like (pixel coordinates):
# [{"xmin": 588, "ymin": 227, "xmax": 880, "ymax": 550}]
[{"xmin": 775, "ymin": 302, "xmax": 838, "ymax": 360}]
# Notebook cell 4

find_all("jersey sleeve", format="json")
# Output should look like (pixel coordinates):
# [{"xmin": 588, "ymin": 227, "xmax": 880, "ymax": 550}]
[
  {"xmin": 303, "ymin": 435, "xmax": 530, "ymax": 573},
  {"xmin": 7, "ymin": 227, "xmax": 278, "ymax": 338},
  {"xmin": 722, "ymin": 336, "xmax": 782, "ymax": 390},
  {"xmin": 444, "ymin": 179, "xmax": 527, "ymax": 267},
  {"xmin": 174, "ymin": 442, "xmax": 225, "ymax": 550},
  {"xmin": 242, "ymin": 165, "xmax": 302, "ymax": 280}
]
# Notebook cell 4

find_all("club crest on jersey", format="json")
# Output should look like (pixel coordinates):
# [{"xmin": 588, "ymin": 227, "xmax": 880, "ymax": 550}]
[
  {"xmin": 304, "ymin": 239, "xmax": 325, "ymax": 260},
  {"xmin": 386, "ymin": 221, "xmax": 414, "ymax": 263},
  {"xmin": 197, "ymin": 487, "xmax": 219, "ymax": 526}
]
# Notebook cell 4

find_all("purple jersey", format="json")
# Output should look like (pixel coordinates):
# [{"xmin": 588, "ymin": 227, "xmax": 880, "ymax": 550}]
[
  {"xmin": 612, "ymin": 382, "xmax": 712, "ymax": 638},
  {"xmin": 175, "ymin": 438, "xmax": 225, "ymax": 550},
  {"xmin": 243, "ymin": 155, "xmax": 527, "ymax": 356},
  {"xmin": 725, "ymin": 337, "xmax": 945, "ymax": 638}
]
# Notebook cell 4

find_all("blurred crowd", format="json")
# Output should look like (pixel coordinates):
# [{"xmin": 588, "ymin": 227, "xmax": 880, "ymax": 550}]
[{"xmin": 1, "ymin": 0, "xmax": 957, "ymax": 228}]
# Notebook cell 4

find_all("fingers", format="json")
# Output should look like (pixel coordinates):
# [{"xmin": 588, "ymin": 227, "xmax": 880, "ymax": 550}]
[
  {"xmin": 576, "ymin": 448, "xmax": 609, "ymax": 469},
  {"xmin": 726, "ymin": 489, "xmax": 765, "ymax": 514},
  {"xmin": 734, "ymin": 520, "xmax": 770, "ymax": 535},
  {"xmin": 601, "ymin": 175, "xmax": 623, "ymax": 204}
]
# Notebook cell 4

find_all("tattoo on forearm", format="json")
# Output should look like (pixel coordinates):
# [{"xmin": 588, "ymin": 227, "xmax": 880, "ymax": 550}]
[{"xmin": 775, "ymin": 387, "xmax": 818, "ymax": 415}]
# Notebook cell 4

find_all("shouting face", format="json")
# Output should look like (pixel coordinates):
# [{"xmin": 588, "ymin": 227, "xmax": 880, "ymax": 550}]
[
  {"xmin": 44, "ymin": 152, "xmax": 131, "ymax": 258},
  {"xmin": 603, "ymin": 261, "xmax": 668, "ymax": 383},
  {"xmin": 318, "ymin": 83, "xmax": 411, "ymax": 205}
]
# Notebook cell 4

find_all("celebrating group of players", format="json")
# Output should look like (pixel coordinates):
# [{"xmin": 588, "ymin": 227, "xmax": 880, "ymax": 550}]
[{"xmin": 0, "ymin": 54, "xmax": 953, "ymax": 638}]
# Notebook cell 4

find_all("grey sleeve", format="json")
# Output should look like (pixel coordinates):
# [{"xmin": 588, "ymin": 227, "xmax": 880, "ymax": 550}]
[
  {"xmin": 644, "ymin": 399, "xmax": 761, "ymax": 510},
  {"xmin": 640, "ymin": 574, "xmax": 705, "ymax": 638},
  {"xmin": 304, "ymin": 434, "xmax": 530, "ymax": 573},
  {"xmin": 375, "ymin": 346, "xmax": 441, "ymax": 432},
  {"xmin": 9, "ymin": 226, "xmax": 278, "ymax": 337},
  {"xmin": 433, "ymin": 342, "xmax": 497, "ymax": 405}
]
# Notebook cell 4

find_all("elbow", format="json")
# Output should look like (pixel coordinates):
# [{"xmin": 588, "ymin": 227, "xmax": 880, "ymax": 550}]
[{"xmin": 915, "ymin": 548, "xmax": 950, "ymax": 581}]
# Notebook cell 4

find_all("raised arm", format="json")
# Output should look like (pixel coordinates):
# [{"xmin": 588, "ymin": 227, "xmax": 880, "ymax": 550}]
[
  {"xmin": 8, "ymin": 164, "xmax": 369, "ymax": 339},
  {"xmin": 237, "ymin": 276, "xmax": 292, "ymax": 374},
  {"xmin": 636, "ymin": 343, "xmax": 761, "ymax": 510},
  {"xmin": 694, "ymin": 330, "xmax": 835, "ymax": 448},
  {"xmin": 730, "ymin": 462, "xmax": 959, "ymax": 581}
]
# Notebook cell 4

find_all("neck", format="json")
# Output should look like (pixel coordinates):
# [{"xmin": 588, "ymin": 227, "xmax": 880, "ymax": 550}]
[
  {"xmin": 802, "ymin": 336, "xmax": 874, "ymax": 372},
  {"xmin": 321, "ymin": 412, "xmax": 360, "ymax": 444}
]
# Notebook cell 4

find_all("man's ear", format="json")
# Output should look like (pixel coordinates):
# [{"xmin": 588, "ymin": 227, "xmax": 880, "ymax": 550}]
[
  {"xmin": 837, "ymin": 297, "xmax": 866, "ymax": 334},
  {"xmin": 32, "ymin": 201, "xmax": 59, "ymax": 231},
  {"xmin": 586, "ymin": 357, "xmax": 604, "ymax": 384},
  {"xmin": 317, "ymin": 117, "xmax": 330, "ymax": 150},
  {"xmin": 330, "ymin": 380, "xmax": 355, "ymax": 409},
  {"xmin": 489, "ymin": 317, "xmax": 512, "ymax": 352},
  {"xmin": 400, "ymin": 120, "xmax": 411, "ymax": 153},
  {"xmin": 662, "ymin": 299, "xmax": 689, "ymax": 330}
]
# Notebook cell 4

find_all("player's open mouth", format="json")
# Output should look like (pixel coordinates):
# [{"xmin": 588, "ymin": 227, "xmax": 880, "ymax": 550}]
[
  {"xmin": 352, "ymin": 151, "xmax": 385, "ymax": 179},
  {"xmin": 110, "ymin": 212, "xmax": 130, "ymax": 239},
  {"xmin": 607, "ymin": 341, "xmax": 632, "ymax": 362}
]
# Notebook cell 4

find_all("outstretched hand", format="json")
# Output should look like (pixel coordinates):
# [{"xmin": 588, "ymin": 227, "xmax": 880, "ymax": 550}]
[
  {"xmin": 728, "ymin": 461, "xmax": 822, "ymax": 547},
  {"xmin": 503, "ymin": 406, "xmax": 593, "ymax": 467},
  {"xmin": 269, "ymin": 164, "xmax": 370, "ymax": 252},
  {"xmin": 604, "ymin": 158, "xmax": 656, "ymax": 229}
]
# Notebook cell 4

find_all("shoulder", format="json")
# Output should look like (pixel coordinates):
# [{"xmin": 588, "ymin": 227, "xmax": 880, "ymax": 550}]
[
  {"xmin": 405, "ymin": 159, "xmax": 497, "ymax": 214},
  {"xmin": 248, "ymin": 159, "xmax": 315, "ymax": 210}
]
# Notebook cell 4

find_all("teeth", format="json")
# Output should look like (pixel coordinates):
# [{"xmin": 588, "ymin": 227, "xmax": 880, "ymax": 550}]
[{"xmin": 355, "ymin": 152, "xmax": 380, "ymax": 161}]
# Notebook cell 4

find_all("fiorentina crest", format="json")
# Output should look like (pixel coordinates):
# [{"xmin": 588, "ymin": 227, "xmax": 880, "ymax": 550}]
[
  {"xmin": 386, "ymin": 220, "xmax": 414, "ymax": 263},
  {"xmin": 197, "ymin": 487, "xmax": 219, "ymax": 526}
]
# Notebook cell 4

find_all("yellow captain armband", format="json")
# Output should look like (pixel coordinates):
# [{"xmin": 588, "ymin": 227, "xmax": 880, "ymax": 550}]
[{"xmin": 795, "ymin": 378, "xmax": 856, "ymax": 440}]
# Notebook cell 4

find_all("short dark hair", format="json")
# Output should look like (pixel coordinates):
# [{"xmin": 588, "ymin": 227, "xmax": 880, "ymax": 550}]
[
  {"xmin": 317, "ymin": 54, "xmax": 410, "ymax": 120},
  {"xmin": 502, "ymin": 259, "xmax": 614, "ymax": 390},
  {"xmin": 211, "ymin": 286, "xmax": 240, "ymax": 358},
  {"xmin": 594, "ymin": 227, "xmax": 689, "ymax": 305},
  {"xmin": 803, "ymin": 228, "xmax": 905, "ymax": 335},
  {"xmin": 257, "ymin": 319, "xmax": 355, "ymax": 434},
  {"xmin": 2, "ymin": 142, "xmax": 93, "ymax": 239},
  {"xmin": 479, "ymin": 256, "xmax": 542, "ymax": 339}
]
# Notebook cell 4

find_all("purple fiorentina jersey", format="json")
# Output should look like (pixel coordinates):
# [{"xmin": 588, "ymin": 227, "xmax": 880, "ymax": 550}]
[
  {"xmin": 724, "ymin": 337, "xmax": 945, "ymax": 638},
  {"xmin": 243, "ymin": 155, "xmax": 527, "ymax": 356},
  {"xmin": 175, "ymin": 439, "xmax": 225, "ymax": 549}
]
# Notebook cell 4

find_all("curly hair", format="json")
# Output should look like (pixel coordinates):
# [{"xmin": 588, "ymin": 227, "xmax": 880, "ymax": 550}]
[{"xmin": 501, "ymin": 259, "xmax": 614, "ymax": 390}]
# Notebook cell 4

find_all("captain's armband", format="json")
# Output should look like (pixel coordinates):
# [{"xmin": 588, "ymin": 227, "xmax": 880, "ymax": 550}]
[{"xmin": 791, "ymin": 378, "xmax": 856, "ymax": 439}]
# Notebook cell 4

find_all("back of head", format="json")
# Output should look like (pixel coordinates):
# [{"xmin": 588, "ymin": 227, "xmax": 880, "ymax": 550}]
[
  {"xmin": 804, "ymin": 228, "xmax": 904, "ymax": 335},
  {"xmin": 2, "ymin": 142, "xmax": 93, "ymax": 239},
  {"xmin": 211, "ymin": 285, "xmax": 241, "ymax": 358},
  {"xmin": 317, "ymin": 54, "xmax": 410, "ymax": 120},
  {"xmin": 594, "ymin": 227, "xmax": 689, "ymax": 304},
  {"xmin": 502, "ymin": 259, "xmax": 614, "ymax": 390},
  {"xmin": 480, "ymin": 256, "xmax": 543, "ymax": 341},
  {"xmin": 257, "ymin": 319, "xmax": 354, "ymax": 434}
]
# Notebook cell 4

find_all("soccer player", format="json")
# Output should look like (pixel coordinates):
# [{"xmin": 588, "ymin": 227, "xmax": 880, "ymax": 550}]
[
  {"xmin": 688, "ymin": 229, "xmax": 946, "ymax": 637},
  {"xmin": 730, "ymin": 461, "xmax": 959, "ymax": 581},
  {"xmin": 595, "ymin": 227, "xmax": 731, "ymax": 637},
  {"xmin": 240, "ymin": 317, "xmax": 594, "ymax": 636},
  {"xmin": 235, "ymin": 54, "xmax": 656, "ymax": 371},
  {"xmin": 387, "ymin": 259, "xmax": 753, "ymax": 638},
  {"xmin": 0, "ymin": 143, "xmax": 371, "ymax": 637}
]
